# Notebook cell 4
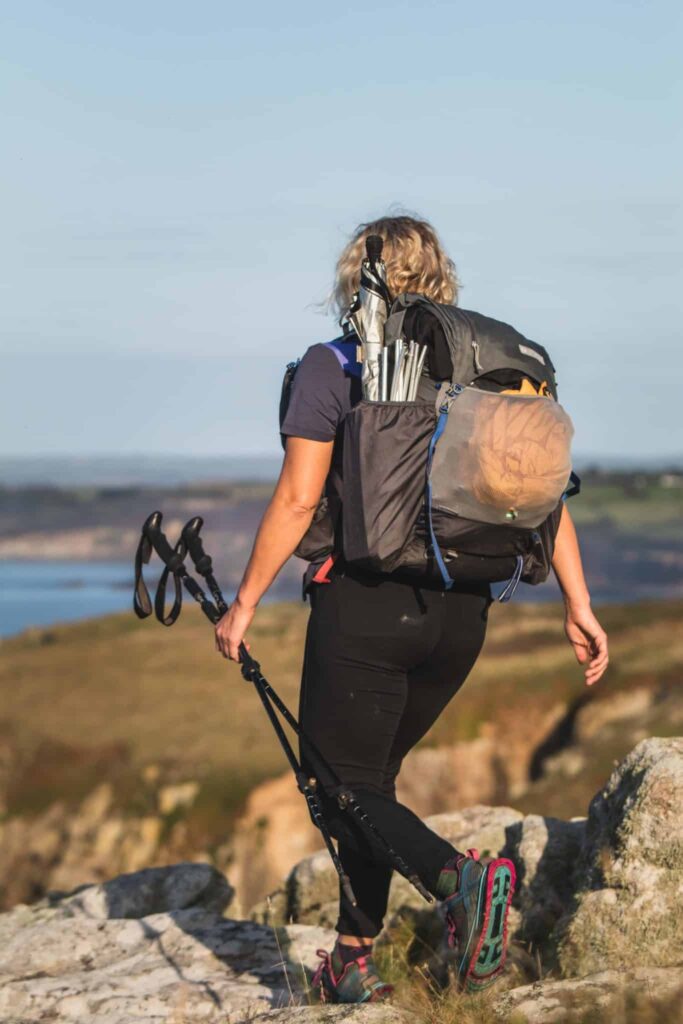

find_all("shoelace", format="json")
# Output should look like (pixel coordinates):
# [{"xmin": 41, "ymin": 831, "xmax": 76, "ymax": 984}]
[
  {"xmin": 311, "ymin": 948, "xmax": 393, "ymax": 1003},
  {"xmin": 311, "ymin": 949, "xmax": 332, "ymax": 991}
]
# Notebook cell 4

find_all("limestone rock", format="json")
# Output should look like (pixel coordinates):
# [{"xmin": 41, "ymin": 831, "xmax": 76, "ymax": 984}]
[
  {"xmin": 284, "ymin": 847, "xmax": 340, "ymax": 928},
  {"xmin": 558, "ymin": 737, "xmax": 683, "ymax": 975},
  {"xmin": 504, "ymin": 814, "xmax": 585, "ymax": 950},
  {"xmin": 386, "ymin": 805, "xmax": 524, "ymax": 926},
  {"xmin": 258, "ymin": 805, "xmax": 524, "ymax": 929},
  {"xmin": 493, "ymin": 966, "xmax": 683, "ymax": 1023},
  {"xmin": 424, "ymin": 804, "xmax": 524, "ymax": 859},
  {"xmin": 228, "ymin": 772, "xmax": 321, "ymax": 917},
  {"xmin": 158, "ymin": 781, "xmax": 200, "ymax": 816},
  {"xmin": 251, "ymin": 1010, "xmax": 403, "ymax": 1023},
  {"xmin": 396, "ymin": 737, "xmax": 501, "ymax": 815},
  {"xmin": 51, "ymin": 862, "xmax": 234, "ymax": 919},
  {"xmin": 573, "ymin": 686, "xmax": 653, "ymax": 742},
  {"xmin": 0, "ymin": 863, "xmax": 339, "ymax": 1023},
  {"xmin": 0, "ymin": 783, "xmax": 176, "ymax": 910}
]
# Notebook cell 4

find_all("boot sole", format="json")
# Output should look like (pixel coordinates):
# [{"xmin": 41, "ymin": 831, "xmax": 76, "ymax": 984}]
[{"xmin": 458, "ymin": 857, "xmax": 516, "ymax": 992}]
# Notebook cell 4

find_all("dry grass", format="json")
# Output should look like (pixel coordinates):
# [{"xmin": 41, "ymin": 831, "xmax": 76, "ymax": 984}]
[
  {"xmin": 1, "ymin": 597, "xmax": 681, "ymax": 827},
  {"xmin": 372, "ymin": 920, "xmax": 683, "ymax": 1024},
  {"xmin": 372, "ymin": 920, "xmax": 526, "ymax": 1024}
]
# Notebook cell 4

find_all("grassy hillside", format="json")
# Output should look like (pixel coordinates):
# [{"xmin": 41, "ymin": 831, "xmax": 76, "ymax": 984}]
[{"xmin": 2, "ymin": 597, "xmax": 682, "ymax": 829}]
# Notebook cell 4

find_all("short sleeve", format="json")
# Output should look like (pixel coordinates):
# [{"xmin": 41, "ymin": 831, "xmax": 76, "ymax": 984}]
[{"xmin": 280, "ymin": 344, "xmax": 346, "ymax": 442}]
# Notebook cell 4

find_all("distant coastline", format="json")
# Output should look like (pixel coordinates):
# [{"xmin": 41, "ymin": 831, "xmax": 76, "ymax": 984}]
[
  {"xmin": 0, "ymin": 453, "xmax": 283, "ymax": 488},
  {"xmin": 1, "ymin": 452, "xmax": 682, "ymax": 489},
  {"xmin": 1, "ymin": 463, "xmax": 681, "ymax": 634}
]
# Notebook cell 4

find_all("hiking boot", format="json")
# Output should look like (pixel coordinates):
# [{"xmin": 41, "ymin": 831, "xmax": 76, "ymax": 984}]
[
  {"xmin": 311, "ymin": 945, "xmax": 394, "ymax": 1004},
  {"xmin": 437, "ymin": 848, "xmax": 516, "ymax": 993}
]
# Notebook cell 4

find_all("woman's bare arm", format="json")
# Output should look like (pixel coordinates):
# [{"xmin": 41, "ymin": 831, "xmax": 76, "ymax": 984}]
[
  {"xmin": 552, "ymin": 503, "xmax": 609, "ymax": 686},
  {"xmin": 215, "ymin": 437, "xmax": 333, "ymax": 660}
]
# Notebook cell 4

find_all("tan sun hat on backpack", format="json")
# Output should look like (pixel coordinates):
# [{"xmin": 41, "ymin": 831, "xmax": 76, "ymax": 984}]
[{"xmin": 470, "ymin": 379, "xmax": 573, "ymax": 522}]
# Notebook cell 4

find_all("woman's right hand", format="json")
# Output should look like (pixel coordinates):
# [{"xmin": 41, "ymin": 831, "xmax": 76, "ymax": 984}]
[{"xmin": 215, "ymin": 596, "xmax": 255, "ymax": 662}]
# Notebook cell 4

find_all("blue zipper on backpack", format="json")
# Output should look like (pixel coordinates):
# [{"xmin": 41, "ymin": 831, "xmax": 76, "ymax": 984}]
[{"xmin": 425, "ymin": 384, "xmax": 465, "ymax": 590}]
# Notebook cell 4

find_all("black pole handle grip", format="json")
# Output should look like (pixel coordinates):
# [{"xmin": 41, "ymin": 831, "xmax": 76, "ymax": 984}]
[
  {"xmin": 182, "ymin": 516, "xmax": 214, "ymax": 576},
  {"xmin": 143, "ymin": 511, "xmax": 185, "ymax": 572}
]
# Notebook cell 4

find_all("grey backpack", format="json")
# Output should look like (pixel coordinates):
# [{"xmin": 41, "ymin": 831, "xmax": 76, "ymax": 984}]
[{"xmin": 283, "ymin": 295, "xmax": 579, "ymax": 599}]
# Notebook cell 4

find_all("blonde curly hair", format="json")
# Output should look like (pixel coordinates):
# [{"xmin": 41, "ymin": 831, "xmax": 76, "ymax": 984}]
[{"xmin": 332, "ymin": 214, "xmax": 459, "ymax": 317}]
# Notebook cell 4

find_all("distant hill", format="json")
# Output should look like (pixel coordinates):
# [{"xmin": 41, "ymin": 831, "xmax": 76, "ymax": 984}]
[{"xmin": 1, "ymin": 468, "xmax": 681, "ymax": 604}]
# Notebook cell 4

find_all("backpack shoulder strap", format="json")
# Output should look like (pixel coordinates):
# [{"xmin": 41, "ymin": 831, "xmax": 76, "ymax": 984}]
[
  {"xmin": 323, "ymin": 336, "xmax": 362, "ymax": 378},
  {"xmin": 279, "ymin": 337, "xmax": 361, "ymax": 449}
]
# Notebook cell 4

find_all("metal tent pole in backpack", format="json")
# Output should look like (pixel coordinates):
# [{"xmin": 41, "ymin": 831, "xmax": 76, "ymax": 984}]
[{"xmin": 133, "ymin": 512, "xmax": 433, "ymax": 907}]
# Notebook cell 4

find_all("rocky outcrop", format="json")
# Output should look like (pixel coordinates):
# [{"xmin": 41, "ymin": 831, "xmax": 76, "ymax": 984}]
[
  {"xmin": 0, "ymin": 863, "xmax": 342, "ymax": 1023},
  {"xmin": 504, "ymin": 814, "xmax": 585, "ymax": 952},
  {"xmin": 3, "ymin": 739, "xmax": 683, "ymax": 1022},
  {"xmin": 228, "ymin": 686, "xmax": 679, "ymax": 915},
  {"xmin": 227, "ymin": 773, "xmax": 324, "ymax": 917},
  {"xmin": 558, "ymin": 736, "xmax": 683, "ymax": 975},
  {"xmin": 494, "ymin": 967, "xmax": 683, "ymax": 1023},
  {"xmin": 51, "ymin": 862, "xmax": 234, "ymax": 919},
  {"xmin": 4, "ymin": 609, "xmax": 682, "ymax": 922},
  {"xmin": 254, "ymin": 803, "xmax": 586, "ymax": 959},
  {"xmin": 252, "ymin": 805, "xmax": 525, "ymax": 930},
  {"xmin": 0, "ymin": 782, "xmax": 184, "ymax": 909},
  {"xmin": 2, "ymin": 856, "xmax": 681, "ymax": 1024},
  {"xmin": 252, "ymin": 739, "xmax": 683, "ymax": 1017}
]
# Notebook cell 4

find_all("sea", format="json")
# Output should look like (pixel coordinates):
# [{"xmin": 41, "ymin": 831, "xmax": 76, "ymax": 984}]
[
  {"xmin": 1, "ymin": 454, "xmax": 680, "ymax": 638},
  {"xmin": 3, "ymin": 558, "xmax": 676, "ymax": 640},
  {"xmin": 0, "ymin": 454, "xmax": 285, "ymax": 638},
  {"xmin": 0, "ymin": 560, "xmax": 138, "ymax": 638}
]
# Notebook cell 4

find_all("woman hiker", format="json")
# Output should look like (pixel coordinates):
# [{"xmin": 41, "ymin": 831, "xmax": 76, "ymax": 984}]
[{"xmin": 214, "ymin": 215, "xmax": 609, "ymax": 1003}]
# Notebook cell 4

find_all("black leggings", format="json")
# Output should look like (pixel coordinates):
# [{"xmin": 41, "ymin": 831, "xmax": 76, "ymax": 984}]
[{"xmin": 298, "ymin": 569, "xmax": 490, "ymax": 937}]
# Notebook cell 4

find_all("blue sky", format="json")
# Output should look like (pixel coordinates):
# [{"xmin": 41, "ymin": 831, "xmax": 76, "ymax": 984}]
[{"xmin": 2, "ymin": 0, "xmax": 681, "ymax": 460}]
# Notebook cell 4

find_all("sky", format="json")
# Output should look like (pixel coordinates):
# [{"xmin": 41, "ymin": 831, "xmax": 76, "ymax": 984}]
[{"xmin": 2, "ymin": 0, "xmax": 682, "ymax": 462}]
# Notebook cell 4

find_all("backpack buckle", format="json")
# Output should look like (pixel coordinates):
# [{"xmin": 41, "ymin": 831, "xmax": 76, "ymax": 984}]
[{"xmin": 439, "ymin": 382, "xmax": 465, "ymax": 414}]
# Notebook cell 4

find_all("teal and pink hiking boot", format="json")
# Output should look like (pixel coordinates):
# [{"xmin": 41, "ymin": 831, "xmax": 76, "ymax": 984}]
[
  {"xmin": 311, "ymin": 944, "xmax": 394, "ymax": 1004},
  {"xmin": 436, "ymin": 848, "xmax": 516, "ymax": 993}
]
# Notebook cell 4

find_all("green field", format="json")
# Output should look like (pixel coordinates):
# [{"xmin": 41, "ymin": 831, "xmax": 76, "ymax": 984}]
[{"xmin": 569, "ymin": 475, "xmax": 683, "ymax": 536}]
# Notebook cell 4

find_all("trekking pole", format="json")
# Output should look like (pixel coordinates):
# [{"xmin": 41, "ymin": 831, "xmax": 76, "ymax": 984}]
[
  {"xmin": 179, "ymin": 515, "xmax": 434, "ymax": 904},
  {"xmin": 133, "ymin": 512, "xmax": 433, "ymax": 905},
  {"xmin": 134, "ymin": 512, "xmax": 357, "ymax": 906}
]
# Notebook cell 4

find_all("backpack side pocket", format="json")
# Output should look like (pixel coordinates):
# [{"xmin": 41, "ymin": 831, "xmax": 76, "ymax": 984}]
[{"xmin": 343, "ymin": 400, "xmax": 435, "ymax": 572}]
